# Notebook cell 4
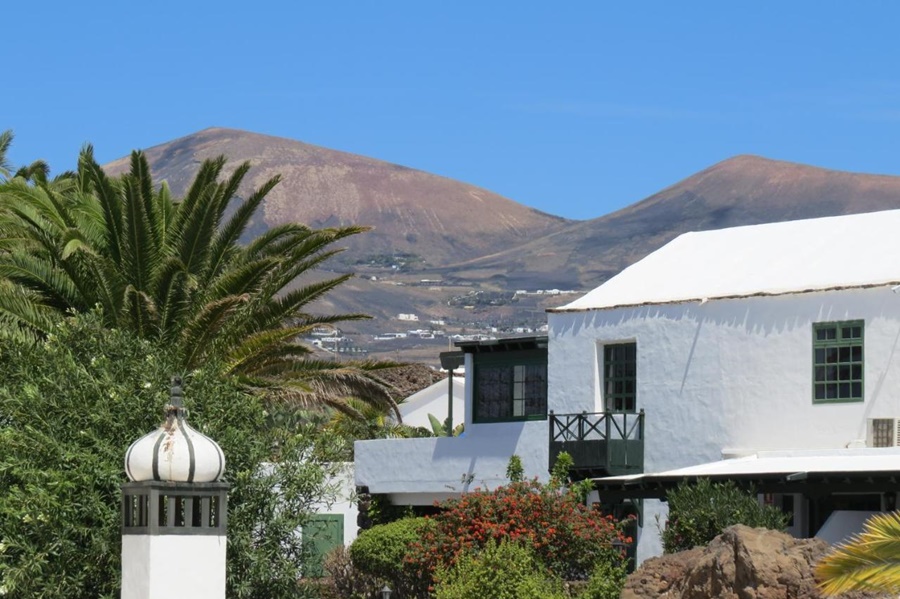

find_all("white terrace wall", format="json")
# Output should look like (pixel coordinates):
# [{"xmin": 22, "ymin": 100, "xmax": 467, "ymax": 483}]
[
  {"xmin": 549, "ymin": 286, "xmax": 900, "ymax": 560},
  {"xmin": 356, "ymin": 354, "xmax": 550, "ymax": 505}
]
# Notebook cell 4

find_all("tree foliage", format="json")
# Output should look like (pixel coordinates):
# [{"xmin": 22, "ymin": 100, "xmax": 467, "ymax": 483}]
[
  {"xmin": 433, "ymin": 540, "xmax": 567, "ymax": 599},
  {"xmin": 661, "ymin": 478, "xmax": 789, "ymax": 553},
  {"xmin": 0, "ymin": 138, "xmax": 398, "ymax": 415},
  {"xmin": 816, "ymin": 510, "xmax": 900, "ymax": 596},
  {"xmin": 0, "ymin": 313, "xmax": 345, "ymax": 598}
]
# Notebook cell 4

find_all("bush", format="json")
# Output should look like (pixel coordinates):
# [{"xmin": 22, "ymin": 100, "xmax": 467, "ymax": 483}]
[
  {"xmin": 321, "ymin": 546, "xmax": 379, "ymax": 599},
  {"xmin": 580, "ymin": 558, "xmax": 628, "ymax": 599},
  {"xmin": 433, "ymin": 540, "xmax": 566, "ymax": 599},
  {"xmin": 405, "ymin": 479, "xmax": 628, "ymax": 593},
  {"xmin": 661, "ymin": 478, "xmax": 789, "ymax": 553},
  {"xmin": 0, "ymin": 313, "xmax": 344, "ymax": 599},
  {"xmin": 350, "ymin": 517, "xmax": 430, "ymax": 597}
]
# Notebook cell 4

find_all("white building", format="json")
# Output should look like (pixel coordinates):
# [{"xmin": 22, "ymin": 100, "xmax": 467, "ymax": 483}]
[
  {"xmin": 548, "ymin": 209, "xmax": 900, "ymax": 562},
  {"xmin": 355, "ymin": 339, "xmax": 554, "ymax": 507}
]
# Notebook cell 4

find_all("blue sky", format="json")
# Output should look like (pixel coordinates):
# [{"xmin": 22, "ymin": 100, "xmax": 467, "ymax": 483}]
[{"xmin": 5, "ymin": 1, "xmax": 900, "ymax": 220}]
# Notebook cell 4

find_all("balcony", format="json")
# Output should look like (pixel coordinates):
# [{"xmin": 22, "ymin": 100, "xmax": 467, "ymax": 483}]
[{"xmin": 549, "ymin": 410, "xmax": 645, "ymax": 479}]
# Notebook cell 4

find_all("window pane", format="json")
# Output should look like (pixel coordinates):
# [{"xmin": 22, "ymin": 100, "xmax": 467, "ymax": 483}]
[
  {"xmin": 604, "ymin": 342, "xmax": 637, "ymax": 413},
  {"xmin": 475, "ymin": 366, "xmax": 511, "ymax": 420},
  {"xmin": 813, "ymin": 321, "xmax": 863, "ymax": 403}
]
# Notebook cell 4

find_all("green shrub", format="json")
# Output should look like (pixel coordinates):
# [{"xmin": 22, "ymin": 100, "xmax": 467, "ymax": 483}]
[
  {"xmin": 580, "ymin": 558, "xmax": 628, "ymax": 599},
  {"xmin": 661, "ymin": 478, "xmax": 789, "ymax": 553},
  {"xmin": 321, "ymin": 546, "xmax": 379, "ymax": 599},
  {"xmin": 506, "ymin": 454, "xmax": 524, "ymax": 482},
  {"xmin": 350, "ymin": 517, "xmax": 430, "ymax": 596},
  {"xmin": 434, "ymin": 540, "xmax": 566, "ymax": 599}
]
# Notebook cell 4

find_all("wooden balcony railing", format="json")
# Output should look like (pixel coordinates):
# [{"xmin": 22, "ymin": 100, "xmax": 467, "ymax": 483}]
[{"xmin": 549, "ymin": 410, "xmax": 645, "ymax": 478}]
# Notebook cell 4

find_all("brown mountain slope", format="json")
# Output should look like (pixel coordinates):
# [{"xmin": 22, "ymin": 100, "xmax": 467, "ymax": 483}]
[
  {"xmin": 104, "ymin": 127, "xmax": 570, "ymax": 267},
  {"xmin": 450, "ymin": 155, "xmax": 900, "ymax": 290}
]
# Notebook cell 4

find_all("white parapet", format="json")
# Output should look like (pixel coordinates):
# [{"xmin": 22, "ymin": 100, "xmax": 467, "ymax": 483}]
[
  {"xmin": 122, "ymin": 535, "xmax": 226, "ymax": 599},
  {"xmin": 355, "ymin": 421, "xmax": 549, "ymax": 505}
]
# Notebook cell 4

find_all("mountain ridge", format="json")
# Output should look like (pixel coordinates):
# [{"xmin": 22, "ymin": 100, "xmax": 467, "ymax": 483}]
[{"xmin": 105, "ymin": 127, "xmax": 571, "ymax": 268}]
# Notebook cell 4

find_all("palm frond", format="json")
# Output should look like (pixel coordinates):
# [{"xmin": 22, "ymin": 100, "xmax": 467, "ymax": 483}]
[
  {"xmin": 153, "ymin": 257, "xmax": 191, "ymax": 342},
  {"xmin": 0, "ymin": 130, "xmax": 13, "ymax": 177},
  {"xmin": 206, "ymin": 173, "xmax": 280, "ymax": 282},
  {"xmin": 817, "ymin": 511, "xmax": 900, "ymax": 595},
  {"xmin": 0, "ymin": 279, "xmax": 58, "ymax": 336},
  {"xmin": 120, "ymin": 174, "xmax": 157, "ymax": 290},
  {"xmin": 171, "ymin": 156, "xmax": 226, "ymax": 240},
  {"xmin": 79, "ymin": 149, "xmax": 125, "ymax": 265},
  {"xmin": 122, "ymin": 285, "xmax": 157, "ymax": 338},
  {"xmin": 180, "ymin": 294, "xmax": 250, "ymax": 368}
]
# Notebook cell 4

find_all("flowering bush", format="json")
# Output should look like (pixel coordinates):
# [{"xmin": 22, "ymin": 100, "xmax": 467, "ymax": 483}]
[{"xmin": 405, "ymin": 478, "xmax": 628, "ymax": 594}]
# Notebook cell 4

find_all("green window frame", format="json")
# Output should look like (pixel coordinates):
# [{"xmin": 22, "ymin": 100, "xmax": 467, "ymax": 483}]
[
  {"xmin": 813, "ymin": 320, "xmax": 863, "ymax": 403},
  {"xmin": 603, "ymin": 342, "xmax": 637, "ymax": 412},
  {"xmin": 473, "ymin": 350, "xmax": 547, "ymax": 423}
]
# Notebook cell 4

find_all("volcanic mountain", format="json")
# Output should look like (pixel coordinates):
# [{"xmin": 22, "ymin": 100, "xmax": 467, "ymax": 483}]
[
  {"xmin": 447, "ymin": 155, "xmax": 900, "ymax": 290},
  {"xmin": 104, "ymin": 127, "xmax": 570, "ymax": 268}
]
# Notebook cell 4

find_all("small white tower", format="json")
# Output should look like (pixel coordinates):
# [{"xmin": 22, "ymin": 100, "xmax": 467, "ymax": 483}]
[{"xmin": 121, "ymin": 377, "xmax": 228, "ymax": 599}]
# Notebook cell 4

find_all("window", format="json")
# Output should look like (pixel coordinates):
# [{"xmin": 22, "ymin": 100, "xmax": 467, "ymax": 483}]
[
  {"xmin": 473, "ymin": 350, "xmax": 547, "ymax": 422},
  {"xmin": 603, "ymin": 342, "xmax": 636, "ymax": 412},
  {"xmin": 813, "ymin": 321, "xmax": 863, "ymax": 403}
]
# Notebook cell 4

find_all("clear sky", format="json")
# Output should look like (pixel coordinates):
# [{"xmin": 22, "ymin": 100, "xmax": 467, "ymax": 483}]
[{"xmin": 5, "ymin": 1, "xmax": 900, "ymax": 220}]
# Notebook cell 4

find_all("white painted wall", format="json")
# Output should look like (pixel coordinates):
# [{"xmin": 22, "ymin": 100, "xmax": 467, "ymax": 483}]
[
  {"xmin": 122, "ymin": 534, "xmax": 226, "ymax": 599},
  {"xmin": 549, "ymin": 286, "xmax": 900, "ymax": 561},
  {"xmin": 397, "ymin": 377, "xmax": 465, "ymax": 430}
]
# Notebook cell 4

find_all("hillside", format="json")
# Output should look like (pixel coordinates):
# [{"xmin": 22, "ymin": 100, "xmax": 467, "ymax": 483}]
[
  {"xmin": 104, "ymin": 127, "xmax": 570, "ymax": 268},
  {"xmin": 449, "ymin": 155, "xmax": 900, "ymax": 289}
]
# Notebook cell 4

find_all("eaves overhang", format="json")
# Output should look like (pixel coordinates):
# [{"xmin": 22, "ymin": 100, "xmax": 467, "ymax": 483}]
[
  {"xmin": 549, "ymin": 281, "xmax": 900, "ymax": 314},
  {"xmin": 455, "ymin": 335, "xmax": 548, "ymax": 353}
]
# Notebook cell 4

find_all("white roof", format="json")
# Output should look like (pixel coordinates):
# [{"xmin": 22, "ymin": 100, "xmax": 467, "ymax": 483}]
[
  {"xmin": 555, "ymin": 210, "xmax": 900, "ymax": 312},
  {"xmin": 597, "ymin": 448, "xmax": 900, "ymax": 484}
]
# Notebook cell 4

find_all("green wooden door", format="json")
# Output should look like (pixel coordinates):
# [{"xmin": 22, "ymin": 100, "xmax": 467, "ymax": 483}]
[{"xmin": 306, "ymin": 514, "xmax": 344, "ymax": 577}]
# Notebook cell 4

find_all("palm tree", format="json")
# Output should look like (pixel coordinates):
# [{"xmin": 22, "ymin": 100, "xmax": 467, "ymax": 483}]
[
  {"xmin": 0, "ymin": 129, "xmax": 55, "ymax": 183},
  {"xmin": 0, "ymin": 130, "xmax": 12, "ymax": 180},
  {"xmin": 816, "ymin": 510, "xmax": 900, "ymax": 596},
  {"xmin": 0, "ymin": 144, "xmax": 398, "ymax": 415}
]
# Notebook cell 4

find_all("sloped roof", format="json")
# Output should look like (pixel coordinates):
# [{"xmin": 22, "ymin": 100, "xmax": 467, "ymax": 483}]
[{"xmin": 553, "ymin": 209, "xmax": 900, "ymax": 312}]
